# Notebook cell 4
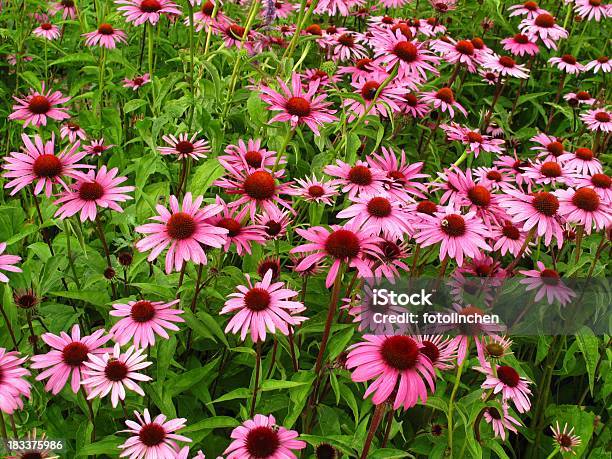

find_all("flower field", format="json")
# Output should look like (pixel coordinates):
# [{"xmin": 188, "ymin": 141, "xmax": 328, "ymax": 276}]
[{"xmin": 0, "ymin": 0, "xmax": 610, "ymax": 458}]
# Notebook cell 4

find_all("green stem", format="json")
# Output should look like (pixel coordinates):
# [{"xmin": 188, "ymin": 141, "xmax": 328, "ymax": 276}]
[
  {"xmin": 250, "ymin": 341, "xmax": 262, "ymax": 417},
  {"xmin": 0, "ymin": 411, "xmax": 8, "ymax": 443},
  {"xmin": 187, "ymin": 2, "xmax": 196, "ymax": 129},
  {"xmin": 447, "ymin": 351, "xmax": 467, "ymax": 455},
  {"xmin": 64, "ymin": 220, "xmax": 82, "ymax": 290},
  {"xmin": 98, "ymin": 47, "xmax": 106, "ymax": 117},
  {"xmin": 545, "ymin": 448, "xmax": 559, "ymax": 459},
  {"xmin": 148, "ymin": 23, "xmax": 155, "ymax": 106},
  {"xmin": 0, "ymin": 301, "xmax": 18, "ymax": 351},
  {"xmin": 272, "ymin": 128, "xmax": 294, "ymax": 172}
]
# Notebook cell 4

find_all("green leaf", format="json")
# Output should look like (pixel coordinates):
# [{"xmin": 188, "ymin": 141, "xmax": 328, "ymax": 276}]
[
  {"xmin": 49, "ymin": 290, "xmax": 109, "ymax": 306},
  {"xmin": 485, "ymin": 440, "xmax": 511, "ymax": 459},
  {"xmin": 166, "ymin": 358, "xmax": 218, "ymax": 398},
  {"xmin": 299, "ymin": 434, "xmax": 357, "ymax": 456},
  {"xmin": 210, "ymin": 387, "xmax": 251, "ymax": 404},
  {"xmin": 189, "ymin": 158, "xmax": 224, "ymax": 196},
  {"xmin": 124, "ymin": 98, "xmax": 147, "ymax": 113},
  {"xmin": 575, "ymin": 327, "xmax": 600, "ymax": 396},
  {"xmin": 260, "ymin": 379, "xmax": 309, "ymax": 391},
  {"xmin": 181, "ymin": 416, "xmax": 240, "ymax": 433},
  {"xmin": 50, "ymin": 53, "xmax": 97, "ymax": 66},
  {"xmin": 425, "ymin": 396, "xmax": 449, "ymax": 414},
  {"xmin": 76, "ymin": 435, "xmax": 121, "ymax": 456},
  {"xmin": 369, "ymin": 448, "xmax": 413, "ymax": 458}
]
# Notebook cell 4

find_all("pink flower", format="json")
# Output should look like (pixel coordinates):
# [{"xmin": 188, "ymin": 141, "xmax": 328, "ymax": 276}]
[
  {"xmin": 118, "ymin": 409, "xmax": 191, "ymax": 459},
  {"xmin": 224, "ymin": 414, "xmax": 306, "ymax": 459},
  {"xmin": 115, "ymin": 0, "xmax": 182, "ymax": 26},
  {"xmin": 430, "ymin": 38, "xmax": 483, "ymax": 72},
  {"xmin": 221, "ymin": 270, "xmax": 307, "ymax": 343},
  {"xmin": 370, "ymin": 239, "xmax": 411, "ymax": 282},
  {"xmin": 292, "ymin": 175, "xmax": 338, "ymax": 205},
  {"xmin": 2, "ymin": 133, "xmax": 89, "ymax": 197},
  {"xmin": 54, "ymin": 166, "xmax": 135, "ymax": 221},
  {"xmin": 259, "ymin": 73, "xmax": 338, "ymax": 135},
  {"xmin": 508, "ymin": 1, "xmax": 548, "ymax": 19},
  {"xmin": 564, "ymin": 91, "xmax": 596, "ymax": 106},
  {"xmin": 476, "ymin": 363, "xmax": 532, "ymax": 413},
  {"xmin": 491, "ymin": 220, "xmax": 533, "ymax": 257},
  {"xmin": 50, "ymin": 0, "xmax": 78, "ymax": 19},
  {"xmin": 367, "ymin": 147, "xmax": 428, "ymax": 202},
  {"xmin": 343, "ymin": 76, "xmax": 407, "ymax": 121},
  {"xmin": 0, "ymin": 348, "xmax": 30, "ymax": 414},
  {"xmin": 30, "ymin": 325, "xmax": 111, "ymax": 395},
  {"xmin": 421, "ymin": 87, "xmax": 467, "ymax": 118},
  {"xmin": 291, "ymin": 222, "xmax": 383, "ymax": 287},
  {"xmin": 413, "ymin": 206, "xmax": 492, "ymax": 266},
  {"xmin": 519, "ymin": 13, "xmax": 568, "ymax": 50},
  {"xmin": 551, "ymin": 422, "xmax": 581, "ymax": 453},
  {"xmin": 483, "ymin": 404, "xmax": 522, "ymax": 441},
  {"xmin": 60, "ymin": 122, "xmax": 87, "ymax": 143},
  {"xmin": 556, "ymin": 187, "xmax": 612, "ymax": 234},
  {"xmin": 215, "ymin": 23, "xmax": 260, "ymax": 53},
  {"xmin": 337, "ymin": 194, "xmax": 410, "ymax": 239},
  {"xmin": 371, "ymin": 30, "xmax": 440, "ymax": 83},
  {"xmin": 499, "ymin": 189, "xmax": 565, "ymax": 247},
  {"xmin": 559, "ymin": 147, "xmax": 602, "ymax": 175},
  {"xmin": 414, "ymin": 335, "xmax": 457, "ymax": 371},
  {"xmin": 519, "ymin": 262, "xmax": 576, "ymax": 305},
  {"xmin": 9, "ymin": 82, "xmax": 70, "ymax": 127},
  {"xmin": 346, "ymin": 335, "xmax": 436, "ymax": 410},
  {"xmin": 207, "ymin": 199, "xmax": 267, "ymax": 255},
  {"xmin": 83, "ymin": 23, "xmax": 128, "ymax": 48},
  {"xmin": 218, "ymin": 138, "xmax": 282, "ymax": 172},
  {"xmin": 83, "ymin": 138, "xmax": 114, "ymax": 156},
  {"xmin": 548, "ymin": 54, "xmax": 585, "ymax": 74},
  {"xmin": 501, "ymin": 33, "xmax": 540, "ymax": 56},
  {"xmin": 255, "ymin": 206, "xmax": 292, "ymax": 240},
  {"xmin": 483, "ymin": 54, "xmax": 530, "ymax": 78},
  {"xmin": 135, "ymin": 193, "xmax": 228, "ymax": 273},
  {"xmin": 0, "ymin": 242, "xmax": 22, "ymax": 283},
  {"xmin": 185, "ymin": 0, "xmax": 228, "ymax": 32},
  {"xmin": 575, "ymin": 173, "xmax": 611, "ymax": 202},
  {"xmin": 441, "ymin": 123, "xmax": 505, "ymax": 157},
  {"xmin": 123, "ymin": 74, "xmax": 151, "ymax": 90},
  {"xmin": 110, "ymin": 299, "xmax": 184, "ymax": 348},
  {"xmin": 82, "ymin": 343, "xmax": 152, "ymax": 407},
  {"xmin": 301, "ymin": 68, "xmax": 341, "ymax": 87},
  {"xmin": 159, "ymin": 132, "xmax": 210, "ymax": 161},
  {"xmin": 397, "ymin": 91, "xmax": 431, "ymax": 118},
  {"xmin": 574, "ymin": 0, "xmax": 611, "ymax": 21},
  {"xmin": 474, "ymin": 167, "xmax": 514, "ymax": 190},
  {"xmin": 324, "ymin": 159, "xmax": 388, "ymax": 198},
  {"xmin": 522, "ymin": 160, "xmax": 577, "ymax": 186},
  {"xmin": 580, "ymin": 108, "xmax": 612, "ymax": 132},
  {"xmin": 337, "ymin": 57, "xmax": 383, "ymax": 81},
  {"xmin": 33, "ymin": 21, "xmax": 61, "ymax": 40},
  {"xmin": 584, "ymin": 56, "xmax": 611, "ymax": 73}
]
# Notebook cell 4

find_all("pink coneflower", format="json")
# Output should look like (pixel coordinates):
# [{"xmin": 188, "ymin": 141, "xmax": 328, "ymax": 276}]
[
  {"xmin": 343, "ymin": 76, "xmax": 406, "ymax": 121},
  {"xmin": 123, "ymin": 74, "xmax": 151, "ymax": 90},
  {"xmin": 574, "ymin": 0, "xmax": 611, "ymax": 21},
  {"xmin": 214, "ymin": 165, "xmax": 294, "ymax": 219},
  {"xmin": 30, "ymin": 325, "xmax": 111, "ymax": 395},
  {"xmin": 344, "ymin": 287, "xmax": 409, "ymax": 335},
  {"xmin": 421, "ymin": 87, "xmax": 468, "ymax": 118},
  {"xmin": 430, "ymin": 38, "xmax": 482, "ymax": 72},
  {"xmin": 430, "ymin": 0, "xmax": 457, "ymax": 13},
  {"xmin": 135, "ymin": 193, "xmax": 228, "ymax": 273},
  {"xmin": 259, "ymin": 73, "xmax": 338, "ymax": 136},
  {"xmin": 556, "ymin": 187, "xmax": 612, "ymax": 234},
  {"xmin": 397, "ymin": 91, "xmax": 431, "ymax": 118},
  {"xmin": 324, "ymin": 159, "xmax": 388, "ymax": 199},
  {"xmin": 158, "ymin": 132, "xmax": 209, "ymax": 161},
  {"xmin": 441, "ymin": 123, "xmax": 505, "ymax": 157},
  {"xmin": 224, "ymin": 414, "xmax": 306, "ymax": 459},
  {"xmin": 50, "ymin": 0, "xmax": 78, "ymax": 19},
  {"xmin": 551, "ymin": 422, "xmax": 581, "ymax": 454},
  {"xmin": 499, "ymin": 189, "xmax": 564, "ymax": 247},
  {"xmin": 484, "ymin": 404, "xmax": 522, "ymax": 441},
  {"xmin": 501, "ymin": 33, "xmax": 540, "ymax": 56},
  {"xmin": 371, "ymin": 29, "xmax": 440, "ymax": 83},
  {"xmin": 519, "ymin": 262, "xmax": 576, "ymax": 305},
  {"xmin": 413, "ymin": 206, "xmax": 492, "ymax": 266},
  {"xmin": 447, "ymin": 304, "xmax": 504, "ymax": 364},
  {"xmin": 186, "ymin": 0, "xmax": 228, "ymax": 32},
  {"xmin": 314, "ymin": 0, "xmax": 354, "ymax": 16},
  {"xmin": 548, "ymin": 54, "xmax": 585, "ymax": 74},
  {"xmin": 491, "ymin": 220, "xmax": 532, "ymax": 257},
  {"xmin": 292, "ymin": 175, "xmax": 338, "ymax": 205},
  {"xmin": 83, "ymin": 23, "xmax": 128, "ymax": 48},
  {"xmin": 54, "ymin": 166, "xmax": 134, "ymax": 222},
  {"xmin": 530, "ymin": 133, "xmax": 567, "ymax": 160},
  {"xmin": 575, "ymin": 173, "xmax": 612, "ymax": 202},
  {"xmin": 519, "ymin": 13, "xmax": 568, "ymax": 50},
  {"xmin": 522, "ymin": 160, "xmax": 577, "ymax": 186},
  {"xmin": 291, "ymin": 222, "xmax": 383, "ymax": 287},
  {"xmin": 110, "ymin": 299, "xmax": 184, "ymax": 348},
  {"xmin": 559, "ymin": 147, "xmax": 602, "ymax": 175},
  {"xmin": 476, "ymin": 363, "xmax": 532, "ymax": 413},
  {"xmin": 221, "ymin": 270, "xmax": 306, "ymax": 343},
  {"xmin": 9, "ymin": 83, "xmax": 70, "ymax": 127},
  {"xmin": 301, "ymin": 68, "xmax": 341, "ymax": 88},
  {"xmin": 337, "ymin": 57, "xmax": 382, "ymax": 81},
  {"xmin": 584, "ymin": 56, "xmax": 611, "ymax": 73},
  {"xmin": 564, "ymin": 91, "xmax": 596, "ymax": 106},
  {"xmin": 83, "ymin": 138, "xmax": 114, "ymax": 156},
  {"xmin": 0, "ymin": 348, "xmax": 30, "ymax": 414},
  {"xmin": 483, "ymin": 54, "xmax": 530, "ymax": 78},
  {"xmin": 60, "ymin": 122, "xmax": 86, "ymax": 143},
  {"xmin": 330, "ymin": 32, "xmax": 368, "ymax": 62},
  {"xmin": 474, "ymin": 167, "xmax": 514, "ymax": 190},
  {"xmin": 218, "ymin": 138, "xmax": 281, "ymax": 172},
  {"xmin": 367, "ymin": 147, "xmax": 428, "ymax": 202},
  {"xmin": 3, "ymin": 429, "xmax": 59, "ymax": 459},
  {"xmin": 207, "ymin": 199, "xmax": 267, "ymax": 255},
  {"xmin": 413, "ymin": 335, "xmax": 457, "ymax": 371},
  {"xmin": 3, "ymin": 133, "xmax": 88, "ymax": 197},
  {"xmin": 346, "ymin": 335, "xmax": 435, "ymax": 409},
  {"xmin": 118, "ymin": 409, "xmax": 191, "ymax": 459},
  {"xmin": 0, "ymin": 243, "xmax": 22, "ymax": 283},
  {"xmin": 580, "ymin": 108, "xmax": 612, "ymax": 132},
  {"xmin": 81, "ymin": 343, "xmax": 152, "ymax": 407},
  {"xmin": 115, "ymin": 0, "xmax": 182, "ymax": 26},
  {"xmin": 477, "ymin": 335, "xmax": 514, "ymax": 364},
  {"xmin": 481, "ymin": 69, "xmax": 500, "ymax": 85},
  {"xmin": 216, "ymin": 23, "xmax": 259, "ymax": 53},
  {"xmin": 263, "ymin": 0, "xmax": 293, "ymax": 19},
  {"xmin": 369, "ymin": 239, "xmax": 410, "ymax": 282},
  {"xmin": 447, "ymin": 169, "xmax": 506, "ymax": 227},
  {"xmin": 33, "ymin": 21, "xmax": 61, "ymax": 40},
  {"xmin": 255, "ymin": 207, "xmax": 292, "ymax": 240},
  {"xmin": 508, "ymin": 1, "xmax": 547, "ymax": 19},
  {"xmin": 337, "ymin": 194, "xmax": 410, "ymax": 239}
]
